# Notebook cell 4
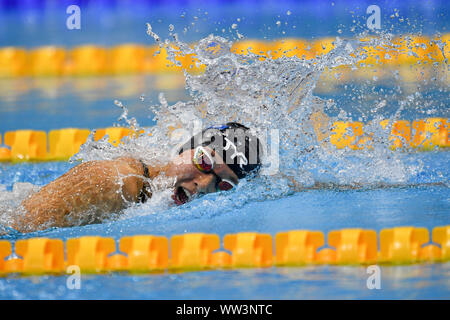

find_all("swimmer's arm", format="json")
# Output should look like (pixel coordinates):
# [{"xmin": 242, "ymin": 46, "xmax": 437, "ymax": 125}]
[{"xmin": 15, "ymin": 157, "xmax": 152, "ymax": 232}]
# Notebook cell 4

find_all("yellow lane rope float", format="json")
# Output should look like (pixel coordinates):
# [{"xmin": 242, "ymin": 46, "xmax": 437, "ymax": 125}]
[
  {"xmin": 0, "ymin": 117, "xmax": 448, "ymax": 162},
  {"xmin": 0, "ymin": 34, "xmax": 448, "ymax": 77},
  {"xmin": 0, "ymin": 226, "xmax": 449, "ymax": 275}
]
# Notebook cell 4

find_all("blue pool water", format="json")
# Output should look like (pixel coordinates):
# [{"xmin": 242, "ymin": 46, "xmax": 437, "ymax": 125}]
[
  {"xmin": 0, "ymin": 152, "xmax": 449, "ymax": 299},
  {"xmin": 0, "ymin": 65, "xmax": 449, "ymax": 301},
  {"xmin": 1, "ymin": 264, "xmax": 449, "ymax": 299},
  {"xmin": 0, "ymin": 0, "xmax": 449, "ymax": 300},
  {"xmin": 1, "ymin": 153, "xmax": 449, "ymax": 239}
]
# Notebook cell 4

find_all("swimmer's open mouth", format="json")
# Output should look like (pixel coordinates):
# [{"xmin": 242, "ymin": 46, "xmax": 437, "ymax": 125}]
[{"xmin": 172, "ymin": 186, "xmax": 192, "ymax": 205}]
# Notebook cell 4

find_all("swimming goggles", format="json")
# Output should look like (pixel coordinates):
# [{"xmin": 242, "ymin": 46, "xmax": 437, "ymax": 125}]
[{"xmin": 192, "ymin": 146, "xmax": 237, "ymax": 192}]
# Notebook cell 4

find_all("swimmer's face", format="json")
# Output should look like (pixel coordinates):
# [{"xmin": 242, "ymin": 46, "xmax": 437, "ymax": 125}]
[{"xmin": 164, "ymin": 148, "xmax": 239, "ymax": 205}]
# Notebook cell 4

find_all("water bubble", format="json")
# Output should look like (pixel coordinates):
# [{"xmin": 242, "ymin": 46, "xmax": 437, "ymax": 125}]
[{"xmin": 146, "ymin": 23, "xmax": 160, "ymax": 43}]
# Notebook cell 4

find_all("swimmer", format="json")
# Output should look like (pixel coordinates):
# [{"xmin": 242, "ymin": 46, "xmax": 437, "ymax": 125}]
[{"xmin": 11, "ymin": 122, "xmax": 263, "ymax": 233}]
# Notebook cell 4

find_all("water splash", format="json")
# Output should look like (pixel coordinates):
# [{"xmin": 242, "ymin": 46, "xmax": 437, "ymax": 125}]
[
  {"xmin": 78, "ymin": 26, "xmax": 447, "ymax": 194},
  {"xmin": 1, "ymin": 26, "xmax": 448, "ymax": 231}
]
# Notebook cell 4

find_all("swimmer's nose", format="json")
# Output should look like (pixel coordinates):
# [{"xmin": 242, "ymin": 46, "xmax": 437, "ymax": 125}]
[{"xmin": 190, "ymin": 173, "xmax": 216, "ymax": 194}]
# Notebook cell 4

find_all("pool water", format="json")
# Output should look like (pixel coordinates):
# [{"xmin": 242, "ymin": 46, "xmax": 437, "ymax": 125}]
[
  {"xmin": 0, "ymin": 0, "xmax": 449, "ymax": 300},
  {"xmin": 1, "ymin": 73, "xmax": 449, "ymax": 300},
  {"xmin": 0, "ymin": 151, "xmax": 449, "ymax": 299},
  {"xmin": 1, "ymin": 264, "xmax": 449, "ymax": 300},
  {"xmin": 0, "ymin": 58, "xmax": 448, "ymax": 300}
]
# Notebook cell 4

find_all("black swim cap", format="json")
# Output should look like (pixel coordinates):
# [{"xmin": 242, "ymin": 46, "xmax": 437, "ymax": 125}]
[{"xmin": 178, "ymin": 122, "xmax": 263, "ymax": 179}]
